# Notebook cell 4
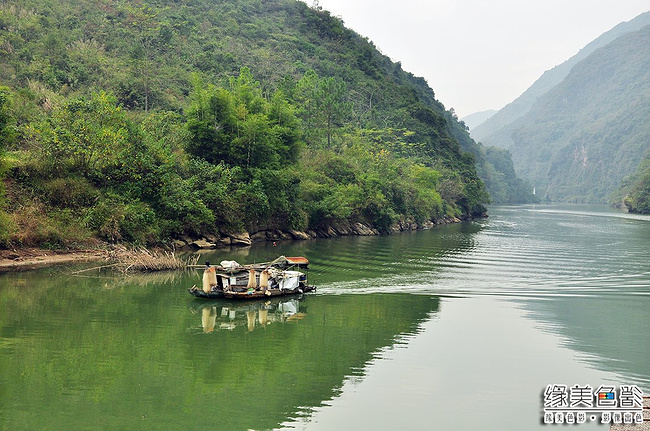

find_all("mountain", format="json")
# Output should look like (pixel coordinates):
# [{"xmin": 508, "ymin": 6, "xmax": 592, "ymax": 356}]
[
  {"xmin": 0, "ymin": 0, "xmax": 533, "ymax": 248},
  {"xmin": 471, "ymin": 11, "xmax": 650, "ymax": 146},
  {"xmin": 504, "ymin": 24, "xmax": 650, "ymax": 203},
  {"xmin": 462, "ymin": 109, "xmax": 496, "ymax": 130}
]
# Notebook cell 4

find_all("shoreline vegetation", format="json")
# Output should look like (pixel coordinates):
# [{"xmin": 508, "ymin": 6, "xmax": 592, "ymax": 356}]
[
  {"xmin": 0, "ymin": 214, "xmax": 471, "ymax": 272},
  {"xmin": 0, "ymin": 0, "xmax": 535, "ymax": 265}
]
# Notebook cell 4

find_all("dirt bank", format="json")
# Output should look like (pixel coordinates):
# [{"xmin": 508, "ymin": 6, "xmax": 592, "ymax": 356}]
[{"xmin": 0, "ymin": 248, "xmax": 107, "ymax": 272}]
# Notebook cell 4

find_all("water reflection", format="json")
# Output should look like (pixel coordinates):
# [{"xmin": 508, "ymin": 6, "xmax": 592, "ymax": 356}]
[
  {"xmin": 281, "ymin": 296, "xmax": 625, "ymax": 431},
  {"xmin": 178, "ymin": 293, "xmax": 440, "ymax": 431},
  {"xmin": 520, "ymin": 295, "xmax": 650, "ymax": 392},
  {"xmin": 190, "ymin": 297, "xmax": 308, "ymax": 333},
  {"xmin": 487, "ymin": 205, "xmax": 650, "ymax": 392},
  {"xmin": 0, "ymin": 268, "xmax": 439, "ymax": 431}
]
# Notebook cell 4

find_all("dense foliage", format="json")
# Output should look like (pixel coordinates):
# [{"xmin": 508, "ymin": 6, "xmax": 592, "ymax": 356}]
[
  {"xmin": 0, "ymin": 0, "xmax": 513, "ymax": 247},
  {"xmin": 615, "ymin": 157, "xmax": 650, "ymax": 214}
]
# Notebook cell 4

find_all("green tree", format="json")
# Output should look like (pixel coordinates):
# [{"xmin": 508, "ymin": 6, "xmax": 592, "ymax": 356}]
[
  {"xmin": 622, "ymin": 158, "xmax": 650, "ymax": 214},
  {"xmin": 294, "ymin": 71, "xmax": 350, "ymax": 148},
  {"xmin": 0, "ymin": 87, "xmax": 14, "ymax": 246},
  {"xmin": 186, "ymin": 80, "xmax": 238, "ymax": 164},
  {"xmin": 41, "ymin": 91, "xmax": 132, "ymax": 177},
  {"xmin": 315, "ymin": 76, "xmax": 350, "ymax": 148},
  {"xmin": 0, "ymin": 87, "xmax": 13, "ymax": 149},
  {"xmin": 123, "ymin": 4, "xmax": 163, "ymax": 111},
  {"xmin": 186, "ymin": 69, "xmax": 302, "ymax": 170}
]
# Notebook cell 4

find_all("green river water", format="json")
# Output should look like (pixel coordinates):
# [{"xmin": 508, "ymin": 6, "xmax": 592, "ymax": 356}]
[{"xmin": 1, "ymin": 204, "xmax": 648, "ymax": 430}]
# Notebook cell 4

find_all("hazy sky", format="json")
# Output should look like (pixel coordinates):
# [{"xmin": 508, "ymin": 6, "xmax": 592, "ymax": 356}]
[{"xmin": 305, "ymin": 0, "xmax": 649, "ymax": 118}]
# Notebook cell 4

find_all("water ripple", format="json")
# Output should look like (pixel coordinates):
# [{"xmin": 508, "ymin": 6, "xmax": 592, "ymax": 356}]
[{"xmin": 311, "ymin": 205, "xmax": 650, "ymax": 299}]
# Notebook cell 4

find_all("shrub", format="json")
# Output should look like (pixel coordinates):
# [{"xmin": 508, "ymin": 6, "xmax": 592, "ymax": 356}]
[
  {"xmin": 41, "ymin": 176, "xmax": 99, "ymax": 209},
  {"xmin": 86, "ymin": 196, "xmax": 160, "ymax": 244},
  {"xmin": 0, "ymin": 210, "xmax": 16, "ymax": 248},
  {"xmin": 8, "ymin": 204, "xmax": 93, "ymax": 248}
]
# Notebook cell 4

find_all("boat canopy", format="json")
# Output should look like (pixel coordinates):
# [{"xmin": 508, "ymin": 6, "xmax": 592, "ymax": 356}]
[
  {"xmin": 269, "ymin": 256, "xmax": 309, "ymax": 268},
  {"xmin": 286, "ymin": 257, "xmax": 309, "ymax": 266}
]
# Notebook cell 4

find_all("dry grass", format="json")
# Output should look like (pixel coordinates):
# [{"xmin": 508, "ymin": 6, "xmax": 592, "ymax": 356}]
[{"xmin": 108, "ymin": 247, "xmax": 200, "ymax": 273}]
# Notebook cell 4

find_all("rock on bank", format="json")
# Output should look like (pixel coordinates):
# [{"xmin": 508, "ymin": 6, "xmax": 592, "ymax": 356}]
[{"xmin": 175, "ymin": 216, "xmax": 465, "ymax": 250}]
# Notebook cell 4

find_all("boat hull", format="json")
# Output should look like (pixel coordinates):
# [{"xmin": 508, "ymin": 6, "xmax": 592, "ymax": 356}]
[
  {"xmin": 187, "ymin": 287, "xmax": 225, "ymax": 299},
  {"xmin": 222, "ymin": 285, "xmax": 315, "ymax": 300},
  {"xmin": 188, "ymin": 285, "xmax": 315, "ymax": 300}
]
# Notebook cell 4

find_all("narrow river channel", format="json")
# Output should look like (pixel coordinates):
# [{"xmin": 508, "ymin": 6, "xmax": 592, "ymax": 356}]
[{"xmin": 1, "ymin": 204, "xmax": 648, "ymax": 430}]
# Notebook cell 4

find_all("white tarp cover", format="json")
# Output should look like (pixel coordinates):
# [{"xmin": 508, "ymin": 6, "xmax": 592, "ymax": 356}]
[
  {"xmin": 220, "ymin": 260, "xmax": 240, "ymax": 270},
  {"xmin": 278, "ymin": 271, "xmax": 302, "ymax": 290}
]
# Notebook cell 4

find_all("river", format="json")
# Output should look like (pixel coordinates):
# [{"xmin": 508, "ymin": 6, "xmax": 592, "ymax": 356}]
[{"xmin": 0, "ymin": 204, "xmax": 648, "ymax": 430}]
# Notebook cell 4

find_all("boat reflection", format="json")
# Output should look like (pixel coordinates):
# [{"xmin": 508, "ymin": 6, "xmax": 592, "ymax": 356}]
[{"xmin": 190, "ymin": 296, "xmax": 308, "ymax": 333}]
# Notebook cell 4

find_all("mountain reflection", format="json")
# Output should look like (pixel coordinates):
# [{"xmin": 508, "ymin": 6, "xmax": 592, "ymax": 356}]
[{"xmin": 0, "ymin": 266, "xmax": 441, "ymax": 431}]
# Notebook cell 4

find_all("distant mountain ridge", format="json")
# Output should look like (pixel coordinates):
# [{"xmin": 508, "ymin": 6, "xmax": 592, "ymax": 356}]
[
  {"xmin": 472, "ymin": 11, "xmax": 650, "ymax": 146},
  {"xmin": 461, "ymin": 109, "xmax": 496, "ymax": 130},
  {"xmin": 504, "ymin": 24, "xmax": 650, "ymax": 203}
]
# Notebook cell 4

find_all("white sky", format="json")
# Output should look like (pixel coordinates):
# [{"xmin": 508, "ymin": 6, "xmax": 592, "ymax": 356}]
[{"xmin": 306, "ymin": 0, "xmax": 649, "ymax": 118}]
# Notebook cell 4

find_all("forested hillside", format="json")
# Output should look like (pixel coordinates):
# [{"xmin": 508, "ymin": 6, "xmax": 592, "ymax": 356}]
[
  {"xmin": 484, "ymin": 24, "xmax": 650, "ymax": 203},
  {"xmin": 0, "ymin": 0, "xmax": 528, "ymax": 248}
]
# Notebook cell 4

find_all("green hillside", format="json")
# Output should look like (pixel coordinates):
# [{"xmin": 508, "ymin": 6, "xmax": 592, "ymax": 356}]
[
  {"xmin": 500, "ymin": 25, "xmax": 650, "ymax": 203},
  {"xmin": 0, "ymin": 0, "xmax": 527, "ymax": 248},
  {"xmin": 471, "ymin": 11, "xmax": 650, "ymax": 146}
]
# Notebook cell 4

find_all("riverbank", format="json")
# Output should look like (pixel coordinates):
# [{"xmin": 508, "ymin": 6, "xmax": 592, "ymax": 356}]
[
  {"xmin": 0, "ymin": 247, "xmax": 107, "ymax": 272},
  {"xmin": 172, "ymin": 216, "xmax": 465, "ymax": 249},
  {"xmin": 0, "ymin": 215, "xmax": 470, "ymax": 272}
]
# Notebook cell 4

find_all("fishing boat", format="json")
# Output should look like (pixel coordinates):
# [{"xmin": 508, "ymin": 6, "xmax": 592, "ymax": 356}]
[{"xmin": 188, "ymin": 256, "xmax": 315, "ymax": 300}]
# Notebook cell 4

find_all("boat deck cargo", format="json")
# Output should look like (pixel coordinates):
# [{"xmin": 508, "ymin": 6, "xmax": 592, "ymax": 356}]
[{"xmin": 188, "ymin": 255, "xmax": 315, "ymax": 300}]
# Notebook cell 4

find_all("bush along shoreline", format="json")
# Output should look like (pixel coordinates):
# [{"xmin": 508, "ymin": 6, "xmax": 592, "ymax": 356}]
[{"xmin": 0, "ymin": 79, "xmax": 489, "ymax": 254}]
